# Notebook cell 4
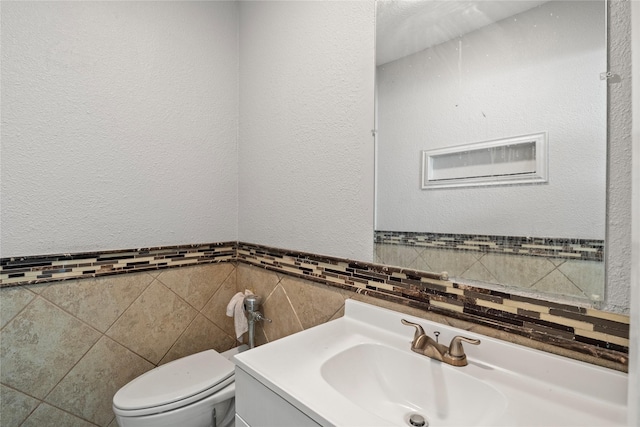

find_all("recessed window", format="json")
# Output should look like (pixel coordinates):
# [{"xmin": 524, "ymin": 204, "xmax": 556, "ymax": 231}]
[{"xmin": 421, "ymin": 132, "xmax": 548, "ymax": 189}]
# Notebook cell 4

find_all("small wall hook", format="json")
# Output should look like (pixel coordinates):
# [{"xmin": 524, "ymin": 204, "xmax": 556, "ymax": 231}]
[{"xmin": 600, "ymin": 71, "xmax": 613, "ymax": 80}]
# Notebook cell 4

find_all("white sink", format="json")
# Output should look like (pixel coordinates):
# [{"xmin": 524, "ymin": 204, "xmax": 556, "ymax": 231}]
[
  {"xmin": 320, "ymin": 343, "xmax": 507, "ymax": 426},
  {"xmin": 234, "ymin": 299, "xmax": 628, "ymax": 427}
]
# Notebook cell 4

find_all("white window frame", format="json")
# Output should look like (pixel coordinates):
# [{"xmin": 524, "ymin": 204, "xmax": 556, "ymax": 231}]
[{"xmin": 421, "ymin": 132, "xmax": 548, "ymax": 189}]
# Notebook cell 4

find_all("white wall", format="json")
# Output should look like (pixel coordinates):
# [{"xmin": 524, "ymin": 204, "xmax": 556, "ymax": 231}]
[
  {"xmin": 0, "ymin": 0, "xmax": 631, "ymax": 319},
  {"xmin": 376, "ymin": 1, "xmax": 606, "ymax": 239},
  {"xmin": 627, "ymin": 0, "xmax": 639, "ymax": 422},
  {"xmin": 237, "ymin": 1, "xmax": 375, "ymax": 261},
  {"xmin": 605, "ymin": 0, "xmax": 633, "ymax": 315},
  {"xmin": 0, "ymin": 1, "xmax": 239, "ymax": 257}
]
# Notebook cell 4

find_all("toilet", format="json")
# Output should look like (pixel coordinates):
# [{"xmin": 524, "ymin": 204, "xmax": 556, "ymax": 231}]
[{"xmin": 112, "ymin": 346, "xmax": 246, "ymax": 427}]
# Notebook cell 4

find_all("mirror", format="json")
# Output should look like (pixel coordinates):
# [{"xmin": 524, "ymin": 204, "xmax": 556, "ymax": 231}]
[{"xmin": 374, "ymin": 1, "xmax": 607, "ymax": 305}]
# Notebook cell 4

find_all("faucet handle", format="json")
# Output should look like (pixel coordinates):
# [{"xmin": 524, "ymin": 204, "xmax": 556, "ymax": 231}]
[
  {"xmin": 401, "ymin": 319, "xmax": 425, "ymax": 342},
  {"xmin": 255, "ymin": 312, "xmax": 272, "ymax": 323},
  {"xmin": 448, "ymin": 335, "xmax": 481, "ymax": 358}
]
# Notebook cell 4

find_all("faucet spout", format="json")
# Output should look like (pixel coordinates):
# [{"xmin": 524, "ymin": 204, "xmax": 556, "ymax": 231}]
[{"xmin": 419, "ymin": 336, "xmax": 449, "ymax": 362}]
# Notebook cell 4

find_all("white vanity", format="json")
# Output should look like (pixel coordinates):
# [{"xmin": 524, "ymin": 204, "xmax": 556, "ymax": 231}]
[{"xmin": 233, "ymin": 300, "xmax": 627, "ymax": 426}]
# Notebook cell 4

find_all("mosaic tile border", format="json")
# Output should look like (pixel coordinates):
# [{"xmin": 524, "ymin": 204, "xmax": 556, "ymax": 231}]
[
  {"xmin": 237, "ymin": 242, "xmax": 628, "ymax": 369},
  {"xmin": 0, "ymin": 242, "xmax": 235, "ymax": 286},
  {"xmin": 375, "ymin": 231, "xmax": 604, "ymax": 262},
  {"xmin": 1, "ymin": 241, "xmax": 628, "ymax": 369}
]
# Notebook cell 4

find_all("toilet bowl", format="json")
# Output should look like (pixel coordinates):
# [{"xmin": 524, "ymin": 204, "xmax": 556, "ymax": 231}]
[{"xmin": 112, "ymin": 346, "xmax": 246, "ymax": 427}]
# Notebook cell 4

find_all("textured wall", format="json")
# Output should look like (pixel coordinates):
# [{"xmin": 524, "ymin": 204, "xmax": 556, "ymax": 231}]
[
  {"xmin": 1, "ymin": 0, "xmax": 630, "ymax": 314},
  {"xmin": 604, "ymin": 0, "xmax": 633, "ymax": 313},
  {"xmin": 0, "ymin": 264, "xmax": 238, "ymax": 427},
  {"xmin": 628, "ymin": 0, "xmax": 640, "ymax": 418},
  {"xmin": 237, "ymin": 0, "xmax": 376, "ymax": 262},
  {"xmin": 0, "ymin": 1, "xmax": 239, "ymax": 257},
  {"xmin": 0, "ymin": 0, "xmax": 632, "ymax": 364},
  {"xmin": 376, "ymin": 1, "xmax": 606, "ymax": 239}
]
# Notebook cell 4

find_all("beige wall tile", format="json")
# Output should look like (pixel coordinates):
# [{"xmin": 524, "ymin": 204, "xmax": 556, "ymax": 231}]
[
  {"xmin": 459, "ymin": 258, "xmax": 498, "ymax": 283},
  {"xmin": 421, "ymin": 248, "xmax": 479, "ymax": 276},
  {"xmin": 157, "ymin": 263, "xmax": 235, "ymax": 310},
  {"xmin": 45, "ymin": 336, "xmax": 154, "ymax": 427},
  {"xmin": 106, "ymin": 281, "xmax": 197, "ymax": 364},
  {"xmin": 236, "ymin": 264, "xmax": 280, "ymax": 297},
  {"xmin": 558, "ymin": 260, "xmax": 605, "ymax": 300},
  {"xmin": 584, "ymin": 308, "xmax": 629, "ymax": 323},
  {"xmin": 407, "ymin": 251, "xmax": 434, "ymax": 273},
  {"xmin": 160, "ymin": 314, "xmax": 235, "ymax": 365},
  {"xmin": 22, "ymin": 283, "xmax": 48, "ymax": 294},
  {"xmin": 479, "ymin": 253, "xmax": 556, "ymax": 288},
  {"xmin": 0, "ymin": 297, "xmax": 101, "ymax": 399},
  {"xmin": 529, "ymin": 269, "xmax": 585, "ymax": 298},
  {"xmin": 22, "ymin": 403, "xmax": 95, "ymax": 427},
  {"xmin": 503, "ymin": 299, "xmax": 550, "ymax": 314},
  {"xmin": 279, "ymin": 276, "xmax": 348, "ymax": 329},
  {"xmin": 329, "ymin": 305, "xmax": 345, "ymax": 321},
  {"xmin": 0, "ymin": 286, "xmax": 36, "ymax": 329},
  {"xmin": 1, "ymin": 263, "xmax": 246, "ymax": 426},
  {"xmin": 549, "ymin": 258, "xmax": 566, "ymax": 267},
  {"xmin": 430, "ymin": 299, "xmax": 464, "ymax": 313},
  {"xmin": 262, "ymin": 285, "xmax": 303, "ymax": 342},
  {"xmin": 40, "ymin": 273, "xmax": 153, "ymax": 333},
  {"xmin": 374, "ymin": 244, "xmax": 423, "ymax": 269},
  {"xmin": 147, "ymin": 270, "xmax": 162, "ymax": 278},
  {"xmin": 1, "ymin": 384, "xmax": 40, "ymax": 427},
  {"xmin": 476, "ymin": 299, "xmax": 518, "ymax": 314},
  {"xmin": 200, "ymin": 273, "xmax": 237, "ymax": 338}
]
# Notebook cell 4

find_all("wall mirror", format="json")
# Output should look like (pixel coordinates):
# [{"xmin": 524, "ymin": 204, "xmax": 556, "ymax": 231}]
[{"xmin": 374, "ymin": 0, "xmax": 607, "ymax": 306}]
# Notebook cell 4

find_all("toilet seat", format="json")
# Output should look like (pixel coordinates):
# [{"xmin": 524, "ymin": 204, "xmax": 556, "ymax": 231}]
[{"xmin": 113, "ymin": 349, "xmax": 235, "ymax": 417}]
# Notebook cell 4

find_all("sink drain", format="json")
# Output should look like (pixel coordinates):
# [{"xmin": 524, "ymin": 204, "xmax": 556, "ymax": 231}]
[{"xmin": 407, "ymin": 413, "xmax": 428, "ymax": 427}]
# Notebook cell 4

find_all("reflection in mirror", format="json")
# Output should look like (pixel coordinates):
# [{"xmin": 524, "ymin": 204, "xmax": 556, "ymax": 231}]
[{"xmin": 374, "ymin": 1, "xmax": 607, "ymax": 305}]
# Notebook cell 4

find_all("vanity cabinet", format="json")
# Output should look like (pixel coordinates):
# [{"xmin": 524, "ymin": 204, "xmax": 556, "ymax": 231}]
[{"xmin": 235, "ymin": 367, "xmax": 321, "ymax": 427}]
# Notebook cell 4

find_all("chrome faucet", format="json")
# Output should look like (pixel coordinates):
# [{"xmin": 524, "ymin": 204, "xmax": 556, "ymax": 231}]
[{"xmin": 401, "ymin": 319, "xmax": 480, "ymax": 367}]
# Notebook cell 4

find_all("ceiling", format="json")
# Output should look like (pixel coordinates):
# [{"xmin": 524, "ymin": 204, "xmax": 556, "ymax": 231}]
[{"xmin": 376, "ymin": 0, "xmax": 548, "ymax": 65}]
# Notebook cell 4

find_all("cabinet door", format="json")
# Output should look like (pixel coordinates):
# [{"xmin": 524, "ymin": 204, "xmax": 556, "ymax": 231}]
[{"xmin": 235, "ymin": 368, "xmax": 321, "ymax": 427}]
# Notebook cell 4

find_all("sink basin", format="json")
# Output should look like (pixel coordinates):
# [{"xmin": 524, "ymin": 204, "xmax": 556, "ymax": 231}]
[
  {"xmin": 234, "ymin": 299, "xmax": 627, "ymax": 427},
  {"xmin": 320, "ymin": 343, "xmax": 507, "ymax": 426}
]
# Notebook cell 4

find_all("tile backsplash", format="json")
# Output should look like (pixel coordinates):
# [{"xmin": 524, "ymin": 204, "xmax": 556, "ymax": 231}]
[
  {"xmin": 374, "ymin": 231, "xmax": 605, "ymax": 302},
  {"xmin": 0, "ymin": 243, "xmax": 235, "ymax": 287},
  {"xmin": 0, "ymin": 242, "xmax": 630, "ymax": 426},
  {"xmin": 236, "ymin": 242, "xmax": 627, "ymax": 366},
  {"xmin": 375, "ymin": 231, "xmax": 604, "ymax": 261},
  {"xmin": 1, "ymin": 241, "xmax": 628, "ymax": 363}
]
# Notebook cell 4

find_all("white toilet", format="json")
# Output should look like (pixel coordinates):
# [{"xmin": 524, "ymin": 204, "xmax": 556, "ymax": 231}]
[{"xmin": 112, "ymin": 346, "xmax": 246, "ymax": 427}]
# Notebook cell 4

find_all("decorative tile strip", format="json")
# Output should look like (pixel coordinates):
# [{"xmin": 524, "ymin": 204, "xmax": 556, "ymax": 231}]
[
  {"xmin": 375, "ymin": 231, "xmax": 604, "ymax": 262},
  {"xmin": 237, "ymin": 242, "xmax": 628, "ymax": 369},
  {"xmin": 0, "ymin": 242, "xmax": 235, "ymax": 287},
  {"xmin": 1, "ymin": 241, "xmax": 628, "ymax": 369}
]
